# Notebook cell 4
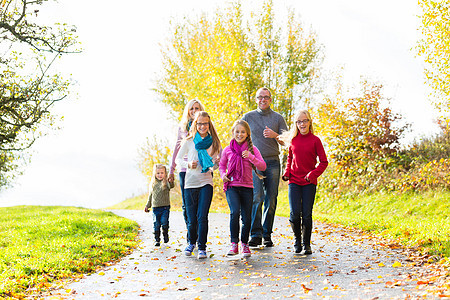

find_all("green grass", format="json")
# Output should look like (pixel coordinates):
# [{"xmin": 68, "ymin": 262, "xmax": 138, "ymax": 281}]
[
  {"xmin": 0, "ymin": 206, "xmax": 139, "ymax": 298},
  {"xmin": 312, "ymin": 190, "xmax": 450, "ymax": 258}
]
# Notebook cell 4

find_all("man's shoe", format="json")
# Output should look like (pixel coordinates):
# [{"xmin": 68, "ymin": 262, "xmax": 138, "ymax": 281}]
[
  {"xmin": 248, "ymin": 237, "xmax": 262, "ymax": 247},
  {"xmin": 198, "ymin": 250, "xmax": 207, "ymax": 259},
  {"xmin": 303, "ymin": 245, "xmax": 312, "ymax": 255},
  {"xmin": 184, "ymin": 244, "xmax": 195, "ymax": 256},
  {"xmin": 263, "ymin": 237, "xmax": 274, "ymax": 247}
]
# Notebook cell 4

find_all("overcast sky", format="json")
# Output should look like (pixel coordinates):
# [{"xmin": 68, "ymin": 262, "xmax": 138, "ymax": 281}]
[{"xmin": 0, "ymin": 0, "xmax": 438, "ymax": 208}]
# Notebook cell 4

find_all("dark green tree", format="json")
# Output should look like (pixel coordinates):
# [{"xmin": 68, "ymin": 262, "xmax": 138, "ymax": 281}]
[{"xmin": 0, "ymin": 0, "xmax": 79, "ymax": 188}]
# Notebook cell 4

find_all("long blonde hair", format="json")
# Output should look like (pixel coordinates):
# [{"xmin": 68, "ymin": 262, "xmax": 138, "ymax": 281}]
[
  {"xmin": 150, "ymin": 164, "xmax": 168, "ymax": 189},
  {"xmin": 279, "ymin": 110, "xmax": 315, "ymax": 146},
  {"xmin": 180, "ymin": 99, "xmax": 205, "ymax": 132},
  {"xmin": 232, "ymin": 120, "xmax": 265, "ymax": 179},
  {"xmin": 186, "ymin": 111, "xmax": 221, "ymax": 157}
]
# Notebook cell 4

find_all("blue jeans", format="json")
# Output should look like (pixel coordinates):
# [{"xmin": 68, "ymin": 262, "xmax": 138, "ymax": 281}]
[
  {"xmin": 288, "ymin": 183, "xmax": 317, "ymax": 245},
  {"xmin": 152, "ymin": 206, "xmax": 170, "ymax": 233},
  {"xmin": 250, "ymin": 159, "xmax": 281, "ymax": 239},
  {"xmin": 179, "ymin": 172, "xmax": 188, "ymax": 225},
  {"xmin": 179, "ymin": 172, "xmax": 190, "ymax": 243},
  {"xmin": 185, "ymin": 184, "xmax": 213, "ymax": 250},
  {"xmin": 226, "ymin": 186, "xmax": 253, "ymax": 244}
]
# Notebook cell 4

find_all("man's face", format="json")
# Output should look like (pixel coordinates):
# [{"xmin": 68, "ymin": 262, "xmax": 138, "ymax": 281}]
[{"xmin": 256, "ymin": 90, "xmax": 272, "ymax": 110}]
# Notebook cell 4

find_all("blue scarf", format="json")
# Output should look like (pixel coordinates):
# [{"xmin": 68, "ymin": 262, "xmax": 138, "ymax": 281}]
[{"xmin": 194, "ymin": 132, "xmax": 214, "ymax": 173}]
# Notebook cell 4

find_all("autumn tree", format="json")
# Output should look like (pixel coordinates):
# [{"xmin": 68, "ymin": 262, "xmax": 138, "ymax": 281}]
[
  {"xmin": 315, "ymin": 80, "xmax": 410, "ymax": 194},
  {"xmin": 416, "ymin": 0, "xmax": 450, "ymax": 122},
  {"xmin": 154, "ymin": 0, "xmax": 322, "ymax": 144},
  {"xmin": 0, "ymin": 0, "xmax": 79, "ymax": 188},
  {"xmin": 137, "ymin": 135, "xmax": 172, "ymax": 182}
]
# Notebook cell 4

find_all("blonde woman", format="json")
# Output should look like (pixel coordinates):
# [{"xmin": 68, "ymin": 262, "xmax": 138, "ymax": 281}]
[{"xmin": 169, "ymin": 99, "xmax": 205, "ymax": 241}]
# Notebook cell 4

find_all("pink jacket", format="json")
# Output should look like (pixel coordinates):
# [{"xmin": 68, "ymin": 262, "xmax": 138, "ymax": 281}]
[{"xmin": 219, "ymin": 144, "xmax": 266, "ymax": 189}]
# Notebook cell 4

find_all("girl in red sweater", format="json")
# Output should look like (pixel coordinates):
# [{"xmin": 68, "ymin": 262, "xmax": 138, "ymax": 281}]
[{"xmin": 282, "ymin": 110, "xmax": 328, "ymax": 254}]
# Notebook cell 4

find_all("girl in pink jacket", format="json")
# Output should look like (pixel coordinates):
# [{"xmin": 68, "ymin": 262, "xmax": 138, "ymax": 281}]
[{"xmin": 219, "ymin": 120, "xmax": 266, "ymax": 257}]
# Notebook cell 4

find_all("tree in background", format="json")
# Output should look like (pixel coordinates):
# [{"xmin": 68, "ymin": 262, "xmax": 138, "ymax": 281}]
[
  {"xmin": 154, "ymin": 0, "xmax": 322, "ymax": 144},
  {"xmin": 0, "ymin": 0, "xmax": 79, "ymax": 188},
  {"xmin": 315, "ymin": 80, "xmax": 410, "ymax": 195},
  {"xmin": 137, "ymin": 135, "xmax": 171, "ymax": 182},
  {"xmin": 417, "ymin": 0, "xmax": 450, "ymax": 123}
]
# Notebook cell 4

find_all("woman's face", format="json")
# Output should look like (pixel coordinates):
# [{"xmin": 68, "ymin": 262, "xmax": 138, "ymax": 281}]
[
  {"xmin": 296, "ymin": 113, "xmax": 310, "ymax": 135},
  {"xmin": 196, "ymin": 116, "xmax": 210, "ymax": 138},
  {"xmin": 233, "ymin": 124, "xmax": 248, "ymax": 144},
  {"xmin": 189, "ymin": 102, "xmax": 201, "ymax": 119}
]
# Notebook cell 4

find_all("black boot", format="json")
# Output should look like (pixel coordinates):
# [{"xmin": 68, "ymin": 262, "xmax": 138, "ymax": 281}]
[
  {"xmin": 154, "ymin": 230, "xmax": 161, "ymax": 246},
  {"xmin": 289, "ymin": 220, "xmax": 302, "ymax": 254},
  {"xmin": 162, "ymin": 226, "xmax": 169, "ymax": 243},
  {"xmin": 302, "ymin": 224, "xmax": 312, "ymax": 255}
]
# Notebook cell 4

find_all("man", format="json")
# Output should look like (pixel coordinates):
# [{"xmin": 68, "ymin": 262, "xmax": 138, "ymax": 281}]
[{"xmin": 242, "ymin": 87, "xmax": 288, "ymax": 247}]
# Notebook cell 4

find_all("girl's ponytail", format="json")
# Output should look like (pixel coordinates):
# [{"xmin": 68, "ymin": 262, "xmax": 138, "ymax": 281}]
[{"xmin": 247, "ymin": 137, "xmax": 265, "ymax": 180}]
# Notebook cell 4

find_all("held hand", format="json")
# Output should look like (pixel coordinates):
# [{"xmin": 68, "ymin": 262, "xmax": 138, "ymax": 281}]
[
  {"xmin": 168, "ymin": 173, "xmax": 174, "ymax": 183},
  {"xmin": 282, "ymin": 176, "xmax": 289, "ymax": 182},
  {"xmin": 242, "ymin": 150, "xmax": 249, "ymax": 159},
  {"xmin": 223, "ymin": 175, "xmax": 231, "ymax": 183},
  {"xmin": 144, "ymin": 207, "xmax": 149, "ymax": 213},
  {"xmin": 189, "ymin": 160, "xmax": 198, "ymax": 169}
]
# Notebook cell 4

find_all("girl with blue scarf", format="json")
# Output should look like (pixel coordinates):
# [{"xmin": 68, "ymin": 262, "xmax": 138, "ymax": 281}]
[{"xmin": 176, "ymin": 111, "xmax": 221, "ymax": 259}]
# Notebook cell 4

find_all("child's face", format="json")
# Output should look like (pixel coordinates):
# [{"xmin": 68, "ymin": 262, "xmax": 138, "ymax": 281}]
[
  {"xmin": 296, "ymin": 113, "xmax": 310, "ymax": 135},
  {"xmin": 196, "ymin": 116, "xmax": 210, "ymax": 137},
  {"xmin": 155, "ymin": 168, "xmax": 166, "ymax": 181},
  {"xmin": 233, "ymin": 124, "xmax": 248, "ymax": 144}
]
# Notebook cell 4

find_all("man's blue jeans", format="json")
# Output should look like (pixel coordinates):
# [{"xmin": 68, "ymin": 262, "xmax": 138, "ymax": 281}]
[
  {"xmin": 185, "ymin": 184, "xmax": 213, "ymax": 251},
  {"xmin": 152, "ymin": 206, "xmax": 170, "ymax": 233},
  {"xmin": 226, "ymin": 186, "xmax": 253, "ymax": 244},
  {"xmin": 250, "ymin": 159, "xmax": 281, "ymax": 239}
]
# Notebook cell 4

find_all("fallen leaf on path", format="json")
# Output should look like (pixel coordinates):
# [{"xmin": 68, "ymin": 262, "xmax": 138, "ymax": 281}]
[{"xmin": 392, "ymin": 261, "xmax": 402, "ymax": 268}]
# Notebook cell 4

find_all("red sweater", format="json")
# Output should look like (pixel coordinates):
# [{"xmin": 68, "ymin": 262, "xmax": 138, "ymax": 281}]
[{"xmin": 283, "ymin": 132, "xmax": 328, "ymax": 186}]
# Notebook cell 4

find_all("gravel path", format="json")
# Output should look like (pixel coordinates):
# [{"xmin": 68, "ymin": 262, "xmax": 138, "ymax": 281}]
[{"xmin": 44, "ymin": 210, "xmax": 426, "ymax": 299}]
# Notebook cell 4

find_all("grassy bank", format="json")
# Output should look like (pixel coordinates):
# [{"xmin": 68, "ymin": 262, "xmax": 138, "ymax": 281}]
[
  {"xmin": 312, "ymin": 190, "xmax": 450, "ymax": 258},
  {"xmin": 0, "ymin": 206, "xmax": 139, "ymax": 298}
]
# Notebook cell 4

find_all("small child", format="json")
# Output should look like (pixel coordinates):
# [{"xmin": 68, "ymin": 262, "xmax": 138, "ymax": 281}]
[
  {"xmin": 219, "ymin": 120, "xmax": 266, "ymax": 257},
  {"xmin": 144, "ymin": 164, "xmax": 175, "ymax": 246}
]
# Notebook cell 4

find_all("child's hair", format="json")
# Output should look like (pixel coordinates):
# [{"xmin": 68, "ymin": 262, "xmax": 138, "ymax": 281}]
[
  {"xmin": 232, "ymin": 120, "xmax": 265, "ymax": 179},
  {"xmin": 186, "ymin": 111, "xmax": 221, "ymax": 157},
  {"xmin": 279, "ymin": 110, "xmax": 315, "ymax": 146},
  {"xmin": 150, "ymin": 164, "xmax": 169, "ymax": 189},
  {"xmin": 180, "ymin": 99, "xmax": 205, "ymax": 132}
]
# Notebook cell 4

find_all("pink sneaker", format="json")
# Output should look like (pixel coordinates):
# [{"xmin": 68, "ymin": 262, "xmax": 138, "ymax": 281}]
[
  {"xmin": 227, "ymin": 242, "xmax": 239, "ymax": 256},
  {"xmin": 241, "ymin": 243, "xmax": 251, "ymax": 257}
]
